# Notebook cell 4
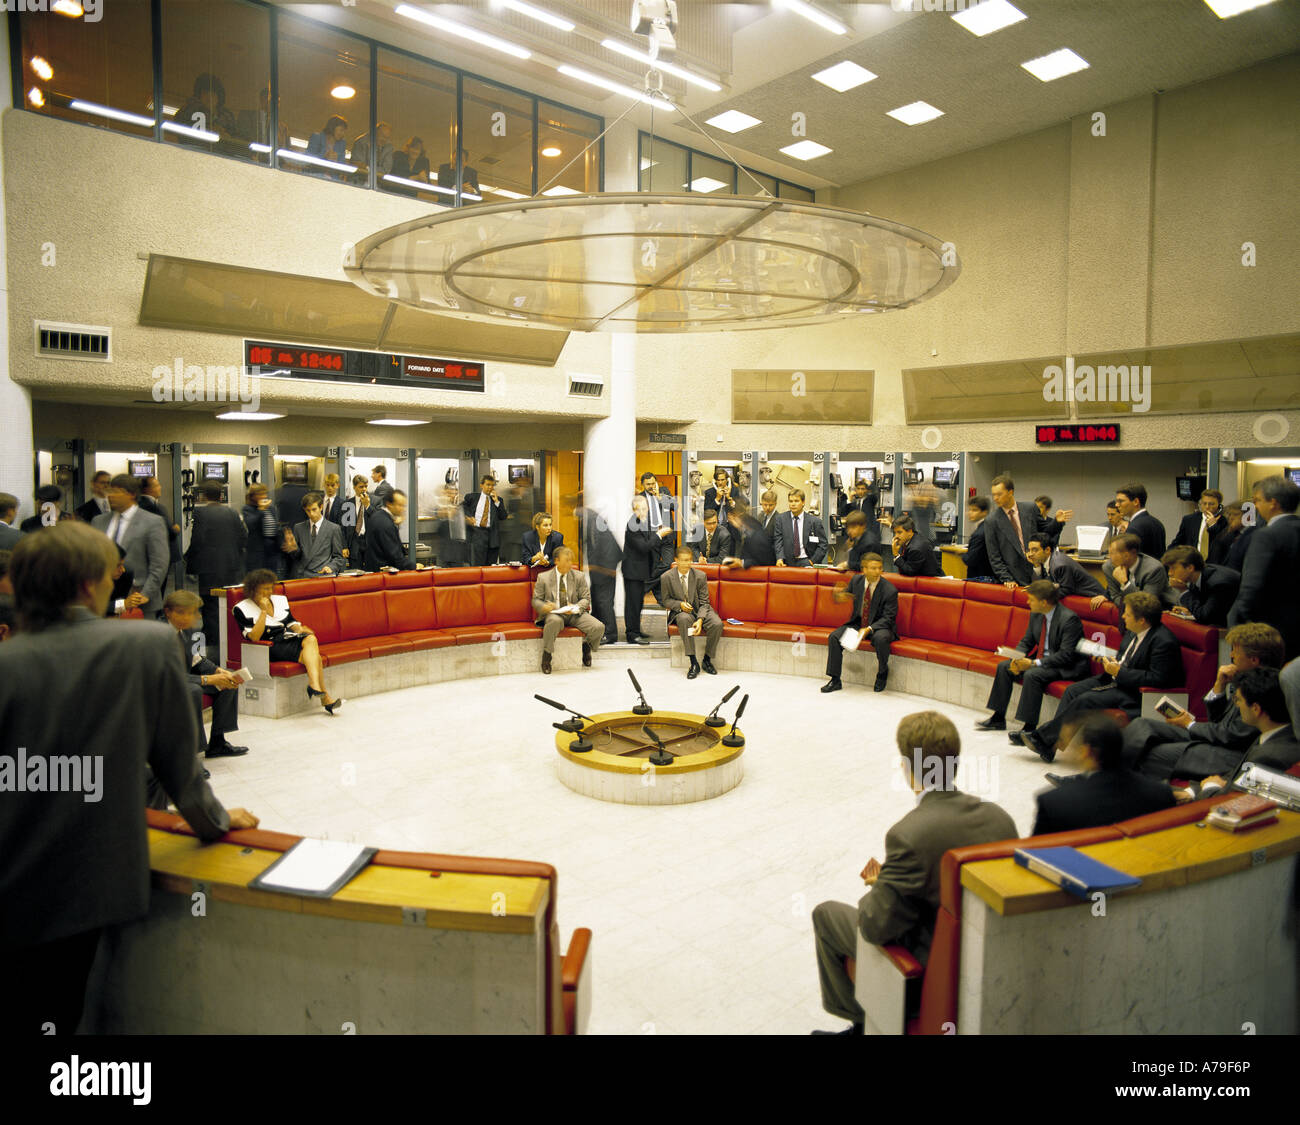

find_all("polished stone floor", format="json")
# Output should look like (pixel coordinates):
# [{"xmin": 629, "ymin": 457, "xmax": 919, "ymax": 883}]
[{"xmin": 206, "ymin": 651, "xmax": 1076, "ymax": 1034}]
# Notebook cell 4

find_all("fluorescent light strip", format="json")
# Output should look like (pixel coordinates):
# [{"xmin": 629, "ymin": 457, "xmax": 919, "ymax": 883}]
[
  {"xmin": 773, "ymin": 0, "xmax": 847, "ymax": 36},
  {"xmin": 557, "ymin": 64, "xmax": 675, "ymax": 110},
  {"xmin": 382, "ymin": 173, "xmax": 456, "ymax": 194},
  {"xmin": 601, "ymin": 38, "xmax": 722, "ymax": 91},
  {"xmin": 216, "ymin": 411, "xmax": 285, "ymax": 421},
  {"xmin": 951, "ymin": 0, "xmax": 1027, "ymax": 37},
  {"xmin": 249, "ymin": 143, "xmax": 272, "ymax": 154},
  {"xmin": 68, "ymin": 99, "xmax": 154, "ymax": 127},
  {"xmin": 395, "ymin": 4, "xmax": 531, "ymax": 59},
  {"xmin": 500, "ymin": 0, "xmax": 574, "ymax": 31},
  {"xmin": 162, "ymin": 121, "xmax": 219, "ymax": 142},
  {"xmin": 1204, "ymin": 0, "xmax": 1278, "ymax": 16},
  {"xmin": 277, "ymin": 148, "xmax": 357, "ymax": 173}
]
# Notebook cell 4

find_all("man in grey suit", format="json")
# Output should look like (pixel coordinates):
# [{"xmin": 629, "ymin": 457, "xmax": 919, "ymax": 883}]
[
  {"xmin": 812, "ymin": 712, "xmax": 1016, "ymax": 1034},
  {"xmin": 658, "ymin": 546, "xmax": 723, "ymax": 679},
  {"xmin": 184, "ymin": 481, "xmax": 247, "ymax": 653},
  {"xmin": 0, "ymin": 522, "xmax": 258, "ymax": 1035},
  {"xmin": 773, "ymin": 488, "xmax": 828, "ymax": 566},
  {"xmin": 285, "ymin": 492, "xmax": 347, "ymax": 578},
  {"xmin": 1093, "ymin": 532, "xmax": 1171, "ymax": 612},
  {"xmin": 532, "ymin": 546, "xmax": 604, "ymax": 674},
  {"xmin": 985, "ymin": 474, "xmax": 1048, "ymax": 587},
  {"xmin": 0, "ymin": 492, "xmax": 22, "ymax": 550},
  {"xmin": 91, "ymin": 473, "xmax": 170, "ymax": 618}
]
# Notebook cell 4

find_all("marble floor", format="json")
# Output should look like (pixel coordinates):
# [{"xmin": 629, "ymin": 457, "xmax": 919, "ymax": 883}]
[{"xmin": 206, "ymin": 650, "xmax": 1079, "ymax": 1035}]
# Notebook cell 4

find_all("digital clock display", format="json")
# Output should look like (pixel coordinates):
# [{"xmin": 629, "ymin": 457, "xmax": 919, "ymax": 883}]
[
  {"xmin": 1036, "ymin": 424, "xmax": 1121, "ymax": 445},
  {"xmin": 244, "ymin": 341, "xmax": 485, "ymax": 392},
  {"xmin": 246, "ymin": 343, "xmax": 348, "ymax": 373}
]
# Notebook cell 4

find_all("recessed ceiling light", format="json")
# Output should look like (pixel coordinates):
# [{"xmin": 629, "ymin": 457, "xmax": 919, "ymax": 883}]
[
  {"xmin": 30, "ymin": 56, "xmax": 53, "ymax": 80},
  {"xmin": 395, "ymin": 4, "xmax": 531, "ymax": 59},
  {"xmin": 1203, "ymin": 0, "xmax": 1278, "ymax": 15},
  {"xmin": 1020, "ymin": 47, "xmax": 1090, "ymax": 82},
  {"xmin": 773, "ymin": 0, "xmax": 847, "ymax": 36},
  {"xmin": 951, "ymin": 0, "xmax": 1027, "ymax": 37},
  {"xmin": 541, "ymin": 185, "xmax": 582, "ymax": 196},
  {"xmin": 491, "ymin": 187, "xmax": 530, "ymax": 199},
  {"xmin": 52, "ymin": 0, "xmax": 83, "ymax": 16},
  {"xmin": 330, "ymin": 84, "xmax": 355, "ymax": 100},
  {"xmin": 779, "ymin": 139, "xmax": 832, "ymax": 160},
  {"xmin": 556, "ymin": 64, "xmax": 675, "ymax": 110},
  {"xmin": 811, "ymin": 60, "xmax": 876, "ymax": 92},
  {"xmin": 706, "ymin": 109, "xmax": 761, "ymax": 133},
  {"xmin": 886, "ymin": 100, "xmax": 944, "ymax": 125},
  {"xmin": 499, "ymin": 0, "xmax": 575, "ymax": 31},
  {"xmin": 68, "ymin": 99, "xmax": 154, "ymax": 127},
  {"xmin": 27, "ymin": 87, "xmax": 44, "ymax": 107},
  {"xmin": 541, "ymin": 145, "xmax": 562, "ymax": 157},
  {"xmin": 216, "ymin": 411, "xmax": 285, "ymax": 421},
  {"xmin": 690, "ymin": 176, "xmax": 729, "ymax": 193},
  {"xmin": 366, "ymin": 415, "xmax": 431, "ymax": 426},
  {"xmin": 601, "ymin": 38, "xmax": 722, "ymax": 91}
]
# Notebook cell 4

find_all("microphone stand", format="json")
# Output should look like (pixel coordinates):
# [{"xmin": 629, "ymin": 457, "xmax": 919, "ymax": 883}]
[
  {"xmin": 628, "ymin": 668, "xmax": 653, "ymax": 716},
  {"xmin": 721, "ymin": 693, "xmax": 748, "ymax": 748},
  {"xmin": 552, "ymin": 720, "xmax": 592, "ymax": 753},
  {"xmin": 641, "ymin": 722, "xmax": 673, "ymax": 767},
  {"xmin": 534, "ymin": 693, "xmax": 592, "ymax": 733},
  {"xmin": 704, "ymin": 685, "xmax": 739, "ymax": 728}
]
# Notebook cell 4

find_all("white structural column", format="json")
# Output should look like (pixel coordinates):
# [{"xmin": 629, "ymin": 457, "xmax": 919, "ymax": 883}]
[
  {"xmin": 0, "ymin": 29, "xmax": 35, "ymax": 517},
  {"xmin": 583, "ymin": 334, "xmax": 637, "ymax": 617}
]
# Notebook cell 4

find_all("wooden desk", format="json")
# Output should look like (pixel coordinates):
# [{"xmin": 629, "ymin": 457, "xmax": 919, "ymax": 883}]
[{"xmin": 940, "ymin": 544, "xmax": 968, "ymax": 579}]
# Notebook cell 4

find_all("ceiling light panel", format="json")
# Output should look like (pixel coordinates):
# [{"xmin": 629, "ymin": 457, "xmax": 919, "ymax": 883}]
[
  {"xmin": 1020, "ymin": 48, "xmax": 1090, "ymax": 82},
  {"xmin": 811, "ymin": 60, "xmax": 876, "ymax": 92},
  {"xmin": 779, "ymin": 140, "xmax": 832, "ymax": 160},
  {"xmin": 886, "ymin": 100, "xmax": 944, "ymax": 125},
  {"xmin": 951, "ymin": 0, "xmax": 1027, "ymax": 37},
  {"xmin": 706, "ymin": 110, "xmax": 761, "ymax": 133}
]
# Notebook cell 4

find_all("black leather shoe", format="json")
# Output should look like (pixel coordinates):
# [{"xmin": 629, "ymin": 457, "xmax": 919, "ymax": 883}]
[
  {"xmin": 687, "ymin": 661, "xmax": 700, "ymax": 680},
  {"xmin": 820, "ymin": 678, "xmax": 842, "ymax": 693},
  {"xmin": 1023, "ymin": 728, "xmax": 1054, "ymax": 763},
  {"xmin": 975, "ymin": 716, "xmax": 1006, "ymax": 731},
  {"xmin": 202, "ymin": 768, "xmax": 211, "ymax": 779},
  {"xmin": 542, "ymin": 651, "xmax": 552, "ymax": 674},
  {"xmin": 582, "ymin": 643, "xmax": 592, "ymax": 667},
  {"xmin": 1008, "ymin": 730, "xmax": 1025, "ymax": 746},
  {"xmin": 206, "ymin": 742, "xmax": 249, "ymax": 758},
  {"xmin": 812, "ymin": 1024, "xmax": 863, "ymax": 1035},
  {"xmin": 701, "ymin": 656, "xmax": 717, "ymax": 675},
  {"xmin": 632, "ymin": 636, "xmax": 650, "ymax": 646},
  {"xmin": 873, "ymin": 676, "xmax": 888, "ymax": 693},
  {"xmin": 1045, "ymin": 773, "xmax": 1068, "ymax": 787}
]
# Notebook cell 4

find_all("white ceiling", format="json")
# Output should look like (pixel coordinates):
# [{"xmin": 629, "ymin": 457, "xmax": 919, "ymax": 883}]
[{"xmin": 283, "ymin": 0, "xmax": 1300, "ymax": 190}]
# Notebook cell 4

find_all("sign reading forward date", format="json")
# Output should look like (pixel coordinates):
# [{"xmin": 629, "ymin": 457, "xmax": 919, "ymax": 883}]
[{"xmin": 400, "ymin": 356, "xmax": 485, "ymax": 392}]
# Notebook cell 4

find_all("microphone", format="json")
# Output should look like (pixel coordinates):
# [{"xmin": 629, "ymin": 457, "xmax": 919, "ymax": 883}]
[
  {"xmin": 705, "ymin": 685, "xmax": 740, "ymax": 728},
  {"xmin": 627, "ymin": 667, "xmax": 652, "ymax": 716},
  {"xmin": 641, "ymin": 721, "xmax": 673, "ymax": 766},
  {"xmin": 534, "ymin": 693, "xmax": 591, "ymax": 732},
  {"xmin": 553, "ymin": 720, "xmax": 592, "ymax": 754},
  {"xmin": 722, "ymin": 692, "xmax": 748, "ymax": 748}
]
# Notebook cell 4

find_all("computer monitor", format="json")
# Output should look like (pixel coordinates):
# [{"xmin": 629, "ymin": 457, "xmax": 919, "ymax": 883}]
[
  {"xmin": 200, "ymin": 460, "xmax": 228, "ymax": 483},
  {"xmin": 281, "ymin": 461, "xmax": 308, "ymax": 484},
  {"xmin": 854, "ymin": 467, "xmax": 876, "ymax": 485},
  {"xmin": 1286, "ymin": 468, "xmax": 1300, "ymax": 487},
  {"xmin": 879, "ymin": 473, "xmax": 894, "ymax": 491},
  {"xmin": 932, "ymin": 466, "xmax": 957, "ymax": 488},
  {"xmin": 1175, "ymin": 475, "xmax": 1206, "ymax": 501},
  {"xmin": 128, "ymin": 459, "xmax": 155, "ymax": 478}
]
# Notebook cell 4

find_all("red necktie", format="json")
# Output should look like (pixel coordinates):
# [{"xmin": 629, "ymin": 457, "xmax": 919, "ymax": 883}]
[
  {"xmin": 1009, "ymin": 505, "xmax": 1024, "ymax": 551},
  {"xmin": 861, "ymin": 583, "xmax": 873, "ymax": 628}
]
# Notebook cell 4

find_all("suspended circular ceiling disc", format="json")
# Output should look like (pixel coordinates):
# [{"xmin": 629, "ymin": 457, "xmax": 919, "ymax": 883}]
[{"xmin": 344, "ymin": 192, "xmax": 960, "ymax": 334}]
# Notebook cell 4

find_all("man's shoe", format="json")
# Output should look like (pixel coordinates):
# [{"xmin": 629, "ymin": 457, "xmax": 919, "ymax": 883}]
[
  {"xmin": 687, "ymin": 660, "xmax": 700, "ymax": 680},
  {"xmin": 632, "ymin": 635, "xmax": 650, "ymax": 646},
  {"xmin": 202, "ymin": 768, "xmax": 211, "ymax": 779},
  {"xmin": 1007, "ymin": 730, "xmax": 1025, "ymax": 746},
  {"xmin": 811, "ymin": 1024, "xmax": 863, "ymax": 1035},
  {"xmin": 604, "ymin": 635, "xmax": 618, "ymax": 646},
  {"xmin": 975, "ymin": 716, "xmax": 1006, "ymax": 731},
  {"xmin": 820, "ymin": 678, "xmax": 842, "ymax": 693},
  {"xmin": 701, "ymin": 656, "xmax": 717, "ymax": 675},
  {"xmin": 873, "ymin": 676, "xmax": 888, "ymax": 693},
  {"xmin": 541, "ymin": 651, "xmax": 552, "ymax": 674},
  {"xmin": 1023, "ymin": 728, "xmax": 1054, "ymax": 763},
  {"xmin": 1045, "ymin": 773, "xmax": 1070, "ymax": 787},
  {"xmin": 582, "ymin": 643, "xmax": 592, "ymax": 667},
  {"xmin": 206, "ymin": 742, "xmax": 249, "ymax": 758}
]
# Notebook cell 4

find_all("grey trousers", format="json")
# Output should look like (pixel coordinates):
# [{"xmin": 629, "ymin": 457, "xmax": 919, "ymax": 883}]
[
  {"xmin": 541, "ymin": 611, "xmax": 605, "ymax": 653},
  {"xmin": 812, "ymin": 900, "xmax": 865, "ymax": 1025},
  {"xmin": 671, "ymin": 608, "xmax": 722, "ymax": 659}
]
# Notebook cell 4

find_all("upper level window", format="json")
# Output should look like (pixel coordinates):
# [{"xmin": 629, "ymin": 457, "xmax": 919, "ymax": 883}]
[{"xmin": 638, "ymin": 132, "xmax": 814, "ymax": 201}]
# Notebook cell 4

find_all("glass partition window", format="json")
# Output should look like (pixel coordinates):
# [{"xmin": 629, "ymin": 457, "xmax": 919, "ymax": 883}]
[
  {"xmin": 688, "ymin": 151, "xmax": 735, "ymax": 196},
  {"xmin": 162, "ymin": 0, "xmax": 270, "ymax": 163},
  {"xmin": 902, "ymin": 459, "xmax": 960, "ymax": 543},
  {"xmin": 638, "ymin": 133, "xmax": 813, "ymax": 200},
  {"xmin": 487, "ymin": 457, "xmax": 542, "ymax": 564},
  {"xmin": 20, "ymin": 0, "xmax": 154, "ymax": 138},
  {"xmin": 778, "ymin": 182, "xmax": 815, "ymax": 202},
  {"xmin": 377, "ymin": 48, "xmax": 456, "ymax": 203},
  {"xmin": 688, "ymin": 455, "xmax": 750, "ymax": 543},
  {"xmin": 415, "ymin": 456, "xmax": 464, "ymax": 565},
  {"xmin": 639, "ymin": 136, "xmax": 689, "ymax": 192},
  {"xmin": 463, "ymin": 78, "xmax": 533, "ymax": 203},
  {"xmin": 537, "ymin": 101, "xmax": 601, "ymax": 196}
]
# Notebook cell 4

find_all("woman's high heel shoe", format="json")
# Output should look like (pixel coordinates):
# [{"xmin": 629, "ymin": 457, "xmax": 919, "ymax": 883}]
[
  {"xmin": 307, "ymin": 686, "xmax": 324, "ymax": 699},
  {"xmin": 323, "ymin": 695, "xmax": 344, "ymax": 715}
]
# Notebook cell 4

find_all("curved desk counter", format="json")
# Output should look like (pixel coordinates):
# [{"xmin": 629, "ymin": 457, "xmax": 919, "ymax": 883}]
[{"xmin": 82, "ymin": 810, "xmax": 592, "ymax": 1035}]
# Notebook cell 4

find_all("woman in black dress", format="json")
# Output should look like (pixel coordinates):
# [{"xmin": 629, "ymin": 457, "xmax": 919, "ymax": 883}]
[
  {"xmin": 241, "ymin": 483, "xmax": 282, "ymax": 575},
  {"xmin": 232, "ymin": 568, "xmax": 342, "ymax": 713}
]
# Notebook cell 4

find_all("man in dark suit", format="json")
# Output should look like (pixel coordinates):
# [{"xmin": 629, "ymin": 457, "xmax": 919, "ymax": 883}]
[
  {"xmin": 321, "ymin": 474, "xmax": 347, "ymax": 526},
  {"xmin": 757, "ymin": 490, "xmax": 779, "ymax": 537},
  {"xmin": 638, "ymin": 473, "xmax": 677, "ymax": 575},
  {"xmin": 463, "ymin": 474, "xmax": 508, "ymax": 566},
  {"xmin": 963, "ymin": 497, "xmax": 994, "ymax": 581},
  {"xmin": 977, "ymin": 580, "xmax": 1089, "ymax": 739},
  {"xmin": 0, "ymin": 493, "xmax": 22, "ymax": 550},
  {"xmin": 285, "ymin": 492, "xmax": 347, "ymax": 578},
  {"xmin": 1032, "ymin": 495, "xmax": 1073, "ymax": 548},
  {"xmin": 623, "ymin": 496, "xmax": 669, "ymax": 644},
  {"xmin": 339, "ymin": 476, "xmax": 371, "ymax": 570},
  {"xmin": 75, "ymin": 471, "xmax": 112, "ymax": 523},
  {"xmin": 703, "ymin": 467, "xmax": 739, "ymax": 519},
  {"xmin": 1208, "ymin": 501, "xmax": 1253, "ymax": 571},
  {"xmin": 1228, "ymin": 475, "xmax": 1300, "ymax": 660},
  {"xmin": 812, "ymin": 712, "xmax": 1016, "ymax": 1034},
  {"xmin": 1023, "ymin": 591, "xmax": 1184, "ymax": 764},
  {"xmin": 1094, "ymin": 533, "xmax": 1171, "ymax": 613},
  {"xmin": 890, "ymin": 514, "xmax": 941, "ymax": 577},
  {"xmin": 91, "ymin": 474, "xmax": 170, "ymax": 619},
  {"xmin": 821, "ymin": 552, "xmax": 897, "ymax": 694},
  {"xmin": 1098, "ymin": 500, "xmax": 1127, "ymax": 553},
  {"xmin": 0, "ymin": 522, "xmax": 257, "ymax": 1036},
  {"xmin": 1115, "ymin": 482, "xmax": 1166, "ymax": 560},
  {"xmin": 369, "ymin": 465, "xmax": 394, "ymax": 511},
  {"xmin": 658, "ymin": 547, "xmax": 723, "ymax": 678},
  {"xmin": 1160, "ymin": 667, "xmax": 1300, "ymax": 790},
  {"xmin": 834, "ymin": 510, "xmax": 874, "ymax": 573},
  {"xmin": 1162, "ymin": 546, "xmax": 1239, "ymax": 627},
  {"xmin": 723, "ymin": 502, "xmax": 776, "ymax": 568},
  {"xmin": 139, "ymin": 476, "xmax": 182, "ymax": 592},
  {"xmin": 367, "ymin": 489, "xmax": 416, "ymax": 571},
  {"xmin": 163, "ymin": 590, "xmax": 249, "ymax": 765},
  {"xmin": 577, "ymin": 499, "xmax": 623, "ymax": 645},
  {"xmin": 839, "ymin": 478, "xmax": 882, "ymax": 547},
  {"xmin": 21, "ymin": 485, "xmax": 69, "ymax": 533},
  {"xmin": 1125, "ymin": 622, "xmax": 1283, "ymax": 778},
  {"xmin": 274, "ymin": 479, "xmax": 309, "ymax": 530},
  {"xmin": 773, "ymin": 489, "xmax": 828, "ymax": 566},
  {"xmin": 693, "ymin": 508, "xmax": 733, "ymax": 563},
  {"xmin": 1025, "ymin": 535, "xmax": 1103, "ymax": 598},
  {"xmin": 184, "ymin": 481, "xmax": 247, "ymax": 652},
  {"xmin": 1031, "ymin": 714, "xmax": 1174, "ymax": 834},
  {"xmin": 1170, "ymin": 488, "xmax": 1227, "ymax": 558},
  {"xmin": 985, "ymin": 474, "xmax": 1047, "ymax": 587}
]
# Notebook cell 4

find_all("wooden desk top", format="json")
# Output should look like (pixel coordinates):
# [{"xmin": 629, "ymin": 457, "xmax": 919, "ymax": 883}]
[
  {"xmin": 148, "ymin": 828, "xmax": 549, "ymax": 934},
  {"xmin": 961, "ymin": 809, "xmax": 1300, "ymax": 916}
]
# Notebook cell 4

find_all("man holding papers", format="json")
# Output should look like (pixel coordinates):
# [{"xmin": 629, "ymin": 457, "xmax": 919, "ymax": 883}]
[
  {"xmin": 657, "ymin": 547, "xmax": 723, "ymax": 680},
  {"xmin": 532, "ymin": 546, "xmax": 604, "ymax": 675},
  {"xmin": 821, "ymin": 552, "xmax": 897, "ymax": 695}
]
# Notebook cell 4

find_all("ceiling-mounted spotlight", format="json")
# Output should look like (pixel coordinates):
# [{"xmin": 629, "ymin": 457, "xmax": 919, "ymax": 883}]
[{"xmin": 631, "ymin": 0, "xmax": 679, "ymax": 59}]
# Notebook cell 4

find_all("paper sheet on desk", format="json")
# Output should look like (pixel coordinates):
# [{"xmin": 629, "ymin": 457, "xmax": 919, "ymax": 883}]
[{"xmin": 251, "ymin": 838, "xmax": 375, "ymax": 896}]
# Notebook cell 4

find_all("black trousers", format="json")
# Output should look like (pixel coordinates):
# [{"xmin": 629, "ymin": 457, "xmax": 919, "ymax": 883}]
[
  {"xmin": 651, "ymin": 531, "xmax": 676, "ymax": 574},
  {"xmin": 189, "ymin": 682, "xmax": 237, "ymax": 752},
  {"xmin": 623, "ymin": 578, "xmax": 648, "ymax": 640},
  {"xmin": 825, "ymin": 624, "xmax": 894, "ymax": 680},
  {"xmin": 1140, "ymin": 740, "xmax": 1243, "ymax": 784},
  {"xmin": 1121, "ymin": 717, "xmax": 1192, "ymax": 771},
  {"xmin": 986, "ymin": 662, "xmax": 1059, "ymax": 727},
  {"xmin": 1036, "ymin": 676, "xmax": 1135, "ymax": 747},
  {"xmin": 590, "ymin": 572, "xmax": 617, "ymax": 643},
  {"xmin": 200, "ymin": 592, "xmax": 222, "ymax": 654},
  {"xmin": 7, "ymin": 927, "xmax": 103, "ymax": 1035},
  {"xmin": 469, "ymin": 529, "xmax": 499, "ymax": 565}
]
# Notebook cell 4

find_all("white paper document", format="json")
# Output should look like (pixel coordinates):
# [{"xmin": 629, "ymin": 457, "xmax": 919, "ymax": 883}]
[
  {"xmin": 253, "ymin": 839, "xmax": 373, "ymax": 895},
  {"xmin": 840, "ymin": 627, "xmax": 864, "ymax": 652}
]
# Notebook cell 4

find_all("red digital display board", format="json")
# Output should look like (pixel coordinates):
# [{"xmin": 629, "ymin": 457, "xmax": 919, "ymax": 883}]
[
  {"xmin": 246, "ymin": 343, "xmax": 347, "ymax": 373},
  {"xmin": 1036, "ymin": 424, "xmax": 1121, "ymax": 445},
  {"xmin": 400, "ymin": 356, "xmax": 485, "ymax": 390}
]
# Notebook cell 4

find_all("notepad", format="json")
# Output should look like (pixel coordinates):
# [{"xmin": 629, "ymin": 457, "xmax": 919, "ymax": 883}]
[
  {"xmin": 248, "ymin": 839, "xmax": 378, "ymax": 898},
  {"xmin": 1014, "ymin": 846, "xmax": 1141, "ymax": 899},
  {"xmin": 840, "ymin": 627, "xmax": 864, "ymax": 652}
]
